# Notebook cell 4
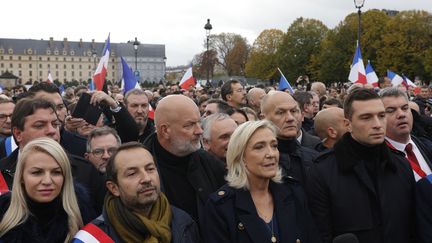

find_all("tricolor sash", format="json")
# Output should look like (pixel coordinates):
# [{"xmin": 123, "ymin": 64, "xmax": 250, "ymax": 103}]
[
  {"xmin": 72, "ymin": 223, "xmax": 114, "ymax": 243},
  {"xmin": 0, "ymin": 171, "xmax": 9, "ymax": 195}
]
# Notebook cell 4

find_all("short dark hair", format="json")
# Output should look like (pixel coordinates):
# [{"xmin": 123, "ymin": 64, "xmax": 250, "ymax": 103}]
[
  {"xmin": 206, "ymin": 99, "xmax": 232, "ymax": 114},
  {"xmin": 322, "ymin": 98, "xmax": 343, "ymax": 108},
  {"xmin": 106, "ymin": 142, "xmax": 150, "ymax": 183},
  {"xmin": 343, "ymin": 88, "xmax": 380, "ymax": 119},
  {"xmin": 292, "ymin": 91, "xmax": 313, "ymax": 112},
  {"xmin": 12, "ymin": 98, "xmax": 57, "ymax": 131},
  {"xmin": 28, "ymin": 82, "xmax": 60, "ymax": 95},
  {"xmin": 221, "ymin": 80, "xmax": 241, "ymax": 101},
  {"xmin": 86, "ymin": 127, "xmax": 121, "ymax": 152}
]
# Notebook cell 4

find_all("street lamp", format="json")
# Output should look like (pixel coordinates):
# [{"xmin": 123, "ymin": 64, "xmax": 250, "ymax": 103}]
[
  {"xmin": 132, "ymin": 37, "xmax": 140, "ymax": 72},
  {"xmin": 354, "ymin": 0, "xmax": 365, "ymax": 47},
  {"xmin": 204, "ymin": 19, "xmax": 212, "ymax": 86},
  {"xmin": 91, "ymin": 49, "xmax": 97, "ymax": 70}
]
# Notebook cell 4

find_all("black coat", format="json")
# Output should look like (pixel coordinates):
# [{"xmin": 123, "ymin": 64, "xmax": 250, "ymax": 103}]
[
  {"xmin": 143, "ymin": 132, "xmax": 226, "ymax": 222},
  {"xmin": 300, "ymin": 128, "xmax": 322, "ymax": 151},
  {"xmin": 306, "ymin": 134, "xmax": 416, "ymax": 243},
  {"xmin": 416, "ymin": 174, "xmax": 432, "ymax": 243},
  {"xmin": 0, "ymin": 183, "xmax": 95, "ymax": 243},
  {"xmin": 202, "ymin": 181, "xmax": 321, "ymax": 243},
  {"xmin": 91, "ymin": 205, "xmax": 200, "ymax": 243},
  {"xmin": 0, "ymin": 149, "xmax": 106, "ymax": 214}
]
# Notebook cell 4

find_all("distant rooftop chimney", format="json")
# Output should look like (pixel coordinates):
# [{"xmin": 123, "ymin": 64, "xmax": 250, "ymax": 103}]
[
  {"xmin": 63, "ymin": 38, "xmax": 68, "ymax": 49},
  {"xmin": 49, "ymin": 37, "xmax": 54, "ymax": 48}
]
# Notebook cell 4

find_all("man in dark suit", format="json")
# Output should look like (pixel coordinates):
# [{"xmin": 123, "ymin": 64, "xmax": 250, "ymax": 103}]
[
  {"xmin": 307, "ymin": 88, "xmax": 416, "ymax": 243},
  {"xmin": 379, "ymin": 87, "xmax": 432, "ymax": 181}
]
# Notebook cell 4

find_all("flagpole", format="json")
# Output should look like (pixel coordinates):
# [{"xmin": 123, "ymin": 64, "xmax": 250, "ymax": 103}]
[{"xmin": 277, "ymin": 67, "xmax": 288, "ymax": 82}]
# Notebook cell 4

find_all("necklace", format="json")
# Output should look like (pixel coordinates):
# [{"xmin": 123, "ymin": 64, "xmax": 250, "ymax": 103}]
[
  {"xmin": 257, "ymin": 208, "xmax": 277, "ymax": 243},
  {"xmin": 270, "ymin": 218, "xmax": 277, "ymax": 243}
]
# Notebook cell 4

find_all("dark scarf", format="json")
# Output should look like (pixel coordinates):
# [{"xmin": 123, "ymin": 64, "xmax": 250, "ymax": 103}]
[
  {"xmin": 105, "ymin": 193, "xmax": 172, "ymax": 243},
  {"xmin": 277, "ymin": 138, "xmax": 298, "ymax": 154}
]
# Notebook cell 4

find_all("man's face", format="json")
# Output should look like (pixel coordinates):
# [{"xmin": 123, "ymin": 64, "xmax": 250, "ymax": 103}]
[
  {"xmin": 14, "ymin": 108, "xmax": 61, "ymax": 148},
  {"xmin": 168, "ymin": 107, "xmax": 203, "ymax": 156},
  {"xmin": 86, "ymin": 134, "xmax": 119, "ymax": 173},
  {"xmin": 303, "ymin": 98, "xmax": 315, "ymax": 119},
  {"xmin": 109, "ymin": 148, "xmax": 160, "ymax": 212},
  {"xmin": 0, "ymin": 102, "xmax": 15, "ymax": 136},
  {"xmin": 203, "ymin": 103, "xmax": 218, "ymax": 118},
  {"xmin": 203, "ymin": 118, "xmax": 238, "ymax": 160},
  {"xmin": 311, "ymin": 94, "xmax": 320, "ymax": 115},
  {"xmin": 382, "ymin": 96, "xmax": 412, "ymax": 142},
  {"xmin": 419, "ymin": 88, "xmax": 429, "ymax": 99},
  {"xmin": 348, "ymin": 99, "xmax": 386, "ymax": 145},
  {"xmin": 264, "ymin": 95, "xmax": 302, "ymax": 139},
  {"xmin": 330, "ymin": 88, "xmax": 338, "ymax": 98},
  {"xmin": 228, "ymin": 83, "xmax": 246, "ymax": 107},
  {"xmin": 126, "ymin": 94, "xmax": 149, "ymax": 129},
  {"xmin": 34, "ymin": 91, "xmax": 67, "ymax": 124}
]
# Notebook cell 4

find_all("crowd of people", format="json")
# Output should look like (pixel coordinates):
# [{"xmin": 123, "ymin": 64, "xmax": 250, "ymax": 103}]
[{"xmin": 0, "ymin": 78, "xmax": 430, "ymax": 243}]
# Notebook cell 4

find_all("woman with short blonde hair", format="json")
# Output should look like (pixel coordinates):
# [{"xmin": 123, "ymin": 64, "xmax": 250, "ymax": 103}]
[{"xmin": 0, "ymin": 137, "xmax": 84, "ymax": 242}]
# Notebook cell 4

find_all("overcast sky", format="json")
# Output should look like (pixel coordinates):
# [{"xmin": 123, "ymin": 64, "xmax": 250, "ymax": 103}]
[{"xmin": 2, "ymin": 0, "xmax": 431, "ymax": 66}]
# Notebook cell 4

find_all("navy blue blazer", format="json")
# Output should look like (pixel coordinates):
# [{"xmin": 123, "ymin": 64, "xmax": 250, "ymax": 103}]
[{"xmin": 201, "ymin": 181, "xmax": 321, "ymax": 243}]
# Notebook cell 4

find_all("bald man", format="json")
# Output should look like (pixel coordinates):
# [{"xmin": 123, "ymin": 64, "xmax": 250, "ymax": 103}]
[
  {"xmin": 142, "ymin": 95, "xmax": 225, "ymax": 222},
  {"xmin": 261, "ymin": 91, "xmax": 318, "ymax": 186},
  {"xmin": 247, "ymin": 87, "xmax": 266, "ymax": 115},
  {"xmin": 314, "ymin": 107, "xmax": 349, "ymax": 152}
]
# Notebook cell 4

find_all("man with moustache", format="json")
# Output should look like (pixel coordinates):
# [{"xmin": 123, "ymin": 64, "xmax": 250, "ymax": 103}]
[
  {"xmin": 124, "ymin": 88, "xmax": 155, "ymax": 143},
  {"xmin": 261, "ymin": 91, "xmax": 318, "ymax": 187},
  {"xmin": 143, "ymin": 95, "xmax": 225, "ymax": 222},
  {"xmin": 307, "ymin": 88, "xmax": 416, "ymax": 243},
  {"xmin": 75, "ymin": 142, "xmax": 200, "ymax": 242}
]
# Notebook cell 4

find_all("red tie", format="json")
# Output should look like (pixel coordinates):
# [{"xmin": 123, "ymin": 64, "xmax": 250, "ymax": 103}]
[{"xmin": 405, "ymin": 143, "xmax": 427, "ymax": 178}]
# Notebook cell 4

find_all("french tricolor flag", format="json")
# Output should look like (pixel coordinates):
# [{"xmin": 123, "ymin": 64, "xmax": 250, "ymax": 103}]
[
  {"xmin": 348, "ymin": 43, "xmax": 367, "ymax": 84},
  {"xmin": 93, "ymin": 34, "xmax": 110, "ymax": 91},
  {"xmin": 387, "ymin": 70, "xmax": 404, "ymax": 87},
  {"xmin": 365, "ymin": 60, "xmax": 379, "ymax": 87},
  {"xmin": 72, "ymin": 223, "xmax": 114, "ymax": 243},
  {"xmin": 47, "ymin": 71, "xmax": 54, "ymax": 83},
  {"xmin": 402, "ymin": 75, "xmax": 417, "ymax": 88},
  {"xmin": 179, "ymin": 65, "xmax": 195, "ymax": 90}
]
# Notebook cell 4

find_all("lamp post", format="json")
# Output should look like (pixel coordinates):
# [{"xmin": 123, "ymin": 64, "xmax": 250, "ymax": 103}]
[
  {"xmin": 204, "ymin": 19, "xmax": 212, "ymax": 86},
  {"xmin": 354, "ymin": 0, "xmax": 365, "ymax": 48},
  {"xmin": 132, "ymin": 37, "xmax": 140, "ymax": 72}
]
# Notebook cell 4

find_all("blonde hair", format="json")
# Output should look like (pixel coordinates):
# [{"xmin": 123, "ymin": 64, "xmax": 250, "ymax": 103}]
[
  {"xmin": 226, "ymin": 120, "xmax": 282, "ymax": 189},
  {"xmin": 0, "ymin": 137, "xmax": 83, "ymax": 242}
]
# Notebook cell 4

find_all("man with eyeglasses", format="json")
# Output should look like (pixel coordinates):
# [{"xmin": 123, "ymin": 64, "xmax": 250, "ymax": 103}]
[
  {"xmin": 85, "ymin": 127, "xmax": 121, "ymax": 174},
  {"xmin": 221, "ymin": 80, "xmax": 246, "ymax": 108},
  {"xmin": 0, "ymin": 100, "xmax": 14, "ymax": 139}
]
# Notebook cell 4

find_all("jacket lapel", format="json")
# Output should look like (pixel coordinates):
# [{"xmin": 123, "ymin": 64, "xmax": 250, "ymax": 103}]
[
  {"xmin": 270, "ymin": 183, "xmax": 298, "ymax": 243},
  {"xmin": 353, "ymin": 162, "xmax": 377, "ymax": 197}
]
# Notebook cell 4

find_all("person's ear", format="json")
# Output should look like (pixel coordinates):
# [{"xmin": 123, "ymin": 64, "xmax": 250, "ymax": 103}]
[{"xmin": 106, "ymin": 181, "xmax": 120, "ymax": 197}]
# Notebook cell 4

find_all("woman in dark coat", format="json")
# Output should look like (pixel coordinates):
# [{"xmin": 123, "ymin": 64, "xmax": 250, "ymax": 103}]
[
  {"xmin": 202, "ymin": 120, "xmax": 321, "ymax": 243},
  {"xmin": 0, "ymin": 138, "xmax": 94, "ymax": 243}
]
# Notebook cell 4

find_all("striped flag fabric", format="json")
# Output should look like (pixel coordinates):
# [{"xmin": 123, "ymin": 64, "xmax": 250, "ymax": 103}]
[
  {"xmin": 93, "ymin": 34, "xmax": 110, "ymax": 91},
  {"xmin": 72, "ymin": 223, "xmax": 114, "ymax": 243},
  {"xmin": 365, "ymin": 60, "xmax": 379, "ymax": 87},
  {"xmin": 402, "ymin": 75, "xmax": 417, "ymax": 88},
  {"xmin": 179, "ymin": 65, "xmax": 195, "ymax": 90},
  {"xmin": 47, "ymin": 71, "xmax": 53, "ymax": 83},
  {"xmin": 348, "ymin": 43, "xmax": 367, "ymax": 84},
  {"xmin": 387, "ymin": 70, "xmax": 404, "ymax": 87},
  {"xmin": 120, "ymin": 57, "xmax": 139, "ymax": 94}
]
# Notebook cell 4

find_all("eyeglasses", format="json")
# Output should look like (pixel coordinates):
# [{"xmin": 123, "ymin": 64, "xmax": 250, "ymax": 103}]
[
  {"xmin": 90, "ymin": 147, "xmax": 117, "ymax": 157},
  {"xmin": 0, "ymin": 114, "xmax": 12, "ymax": 121}
]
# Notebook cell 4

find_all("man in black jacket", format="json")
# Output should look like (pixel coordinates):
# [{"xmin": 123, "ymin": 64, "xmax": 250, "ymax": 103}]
[
  {"xmin": 124, "ymin": 88, "xmax": 155, "ymax": 143},
  {"xmin": 143, "ymin": 95, "xmax": 226, "ymax": 222},
  {"xmin": 261, "ymin": 91, "xmax": 318, "ymax": 187},
  {"xmin": 0, "ymin": 98, "xmax": 106, "ymax": 214},
  {"xmin": 306, "ymin": 88, "xmax": 416, "ymax": 243},
  {"xmin": 379, "ymin": 87, "xmax": 432, "ymax": 181}
]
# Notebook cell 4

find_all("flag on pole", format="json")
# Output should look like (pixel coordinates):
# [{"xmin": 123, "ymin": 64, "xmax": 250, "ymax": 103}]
[
  {"xmin": 402, "ymin": 75, "xmax": 417, "ymax": 88},
  {"xmin": 179, "ymin": 65, "xmax": 195, "ymax": 90},
  {"xmin": 120, "ymin": 57, "xmax": 139, "ymax": 94},
  {"xmin": 93, "ymin": 34, "xmax": 110, "ymax": 91},
  {"xmin": 47, "ymin": 71, "xmax": 53, "ymax": 83},
  {"xmin": 277, "ymin": 68, "xmax": 294, "ymax": 94},
  {"xmin": 89, "ymin": 79, "xmax": 95, "ymax": 91},
  {"xmin": 387, "ymin": 70, "xmax": 404, "ymax": 87},
  {"xmin": 365, "ymin": 60, "xmax": 379, "ymax": 87},
  {"xmin": 148, "ymin": 104, "xmax": 155, "ymax": 120},
  {"xmin": 348, "ymin": 42, "xmax": 367, "ymax": 84}
]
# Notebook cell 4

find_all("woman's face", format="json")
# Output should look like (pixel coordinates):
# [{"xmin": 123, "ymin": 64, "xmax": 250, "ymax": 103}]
[
  {"xmin": 22, "ymin": 151, "xmax": 64, "ymax": 203},
  {"xmin": 243, "ymin": 128, "xmax": 279, "ymax": 182}
]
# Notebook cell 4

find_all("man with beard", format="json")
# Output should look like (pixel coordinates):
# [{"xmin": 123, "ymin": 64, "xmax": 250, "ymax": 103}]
[
  {"xmin": 124, "ymin": 88, "xmax": 154, "ymax": 143},
  {"xmin": 143, "ymin": 95, "xmax": 225, "ymax": 222},
  {"xmin": 74, "ymin": 142, "xmax": 200, "ymax": 242}
]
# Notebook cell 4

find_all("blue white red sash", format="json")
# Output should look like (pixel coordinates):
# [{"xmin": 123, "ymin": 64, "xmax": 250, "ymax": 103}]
[
  {"xmin": 72, "ymin": 223, "xmax": 114, "ymax": 243},
  {"xmin": 0, "ymin": 171, "xmax": 9, "ymax": 195}
]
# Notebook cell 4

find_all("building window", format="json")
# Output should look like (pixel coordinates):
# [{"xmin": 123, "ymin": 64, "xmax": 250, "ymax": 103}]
[
  {"xmin": 64, "ymin": 57, "xmax": 66, "ymax": 61},
  {"xmin": 29, "ymin": 56, "xmax": 32, "ymax": 61},
  {"xmin": 88, "ymin": 65, "xmax": 91, "ymax": 69},
  {"xmin": 9, "ymin": 56, "xmax": 12, "ymax": 60},
  {"xmin": 64, "ymin": 64, "xmax": 66, "ymax": 69},
  {"xmin": 112, "ymin": 58, "xmax": 115, "ymax": 62},
  {"xmin": 72, "ymin": 64, "xmax": 74, "ymax": 69},
  {"xmin": 72, "ymin": 71, "xmax": 75, "ymax": 77},
  {"xmin": 29, "ymin": 70, "xmax": 32, "ymax": 76},
  {"xmin": 56, "ymin": 64, "xmax": 58, "ymax": 69},
  {"xmin": 79, "ymin": 64, "xmax": 82, "ymax": 69},
  {"xmin": 39, "ymin": 71, "xmax": 42, "ymax": 77},
  {"xmin": 79, "ymin": 71, "xmax": 82, "ymax": 77},
  {"xmin": 29, "ymin": 64, "xmax": 32, "ymax": 68},
  {"xmin": 18, "ymin": 56, "xmax": 21, "ymax": 61},
  {"xmin": 54, "ymin": 50, "xmax": 59, "ymax": 55},
  {"xmin": 8, "ymin": 49, "xmax": 13, "ymax": 54},
  {"xmin": 19, "ymin": 64, "xmax": 22, "ymax": 68},
  {"xmin": 72, "ymin": 58, "xmax": 74, "ymax": 62},
  {"xmin": 71, "ymin": 51, "xmax": 75, "ymax": 56},
  {"xmin": 63, "ymin": 50, "xmax": 67, "ymax": 55},
  {"xmin": 112, "ymin": 65, "xmax": 115, "ymax": 69},
  {"xmin": 88, "ymin": 71, "xmax": 91, "ymax": 77},
  {"xmin": 64, "ymin": 71, "xmax": 67, "ymax": 76},
  {"xmin": 19, "ymin": 70, "xmax": 22, "ymax": 76},
  {"xmin": 9, "ymin": 63, "xmax": 13, "ymax": 68},
  {"xmin": 28, "ymin": 49, "xmax": 33, "ymax": 55},
  {"xmin": 39, "ymin": 57, "xmax": 42, "ymax": 61},
  {"xmin": 48, "ymin": 64, "xmax": 51, "ymax": 69},
  {"xmin": 112, "ymin": 72, "xmax": 115, "ymax": 78},
  {"xmin": 39, "ymin": 64, "xmax": 42, "ymax": 68},
  {"xmin": 56, "ymin": 71, "xmax": 59, "ymax": 76},
  {"xmin": 0, "ymin": 63, "xmax": 3, "ymax": 68},
  {"xmin": 88, "ymin": 58, "xmax": 91, "ymax": 62},
  {"xmin": 47, "ymin": 57, "xmax": 50, "ymax": 61},
  {"xmin": 0, "ymin": 49, "xmax": 3, "ymax": 54},
  {"xmin": 0, "ymin": 56, "xmax": 3, "ymax": 60}
]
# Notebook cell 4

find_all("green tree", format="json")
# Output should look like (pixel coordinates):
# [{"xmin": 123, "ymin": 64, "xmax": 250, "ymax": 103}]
[
  {"xmin": 245, "ymin": 29, "xmax": 284, "ymax": 80},
  {"xmin": 277, "ymin": 17, "xmax": 328, "ymax": 82}
]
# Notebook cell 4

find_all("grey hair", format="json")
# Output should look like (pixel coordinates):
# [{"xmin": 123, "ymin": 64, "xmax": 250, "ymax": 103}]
[
  {"xmin": 201, "ymin": 113, "xmax": 232, "ymax": 140},
  {"xmin": 378, "ymin": 87, "xmax": 409, "ymax": 101},
  {"xmin": 124, "ymin": 88, "xmax": 148, "ymax": 106},
  {"xmin": 86, "ymin": 126, "xmax": 121, "ymax": 152}
]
